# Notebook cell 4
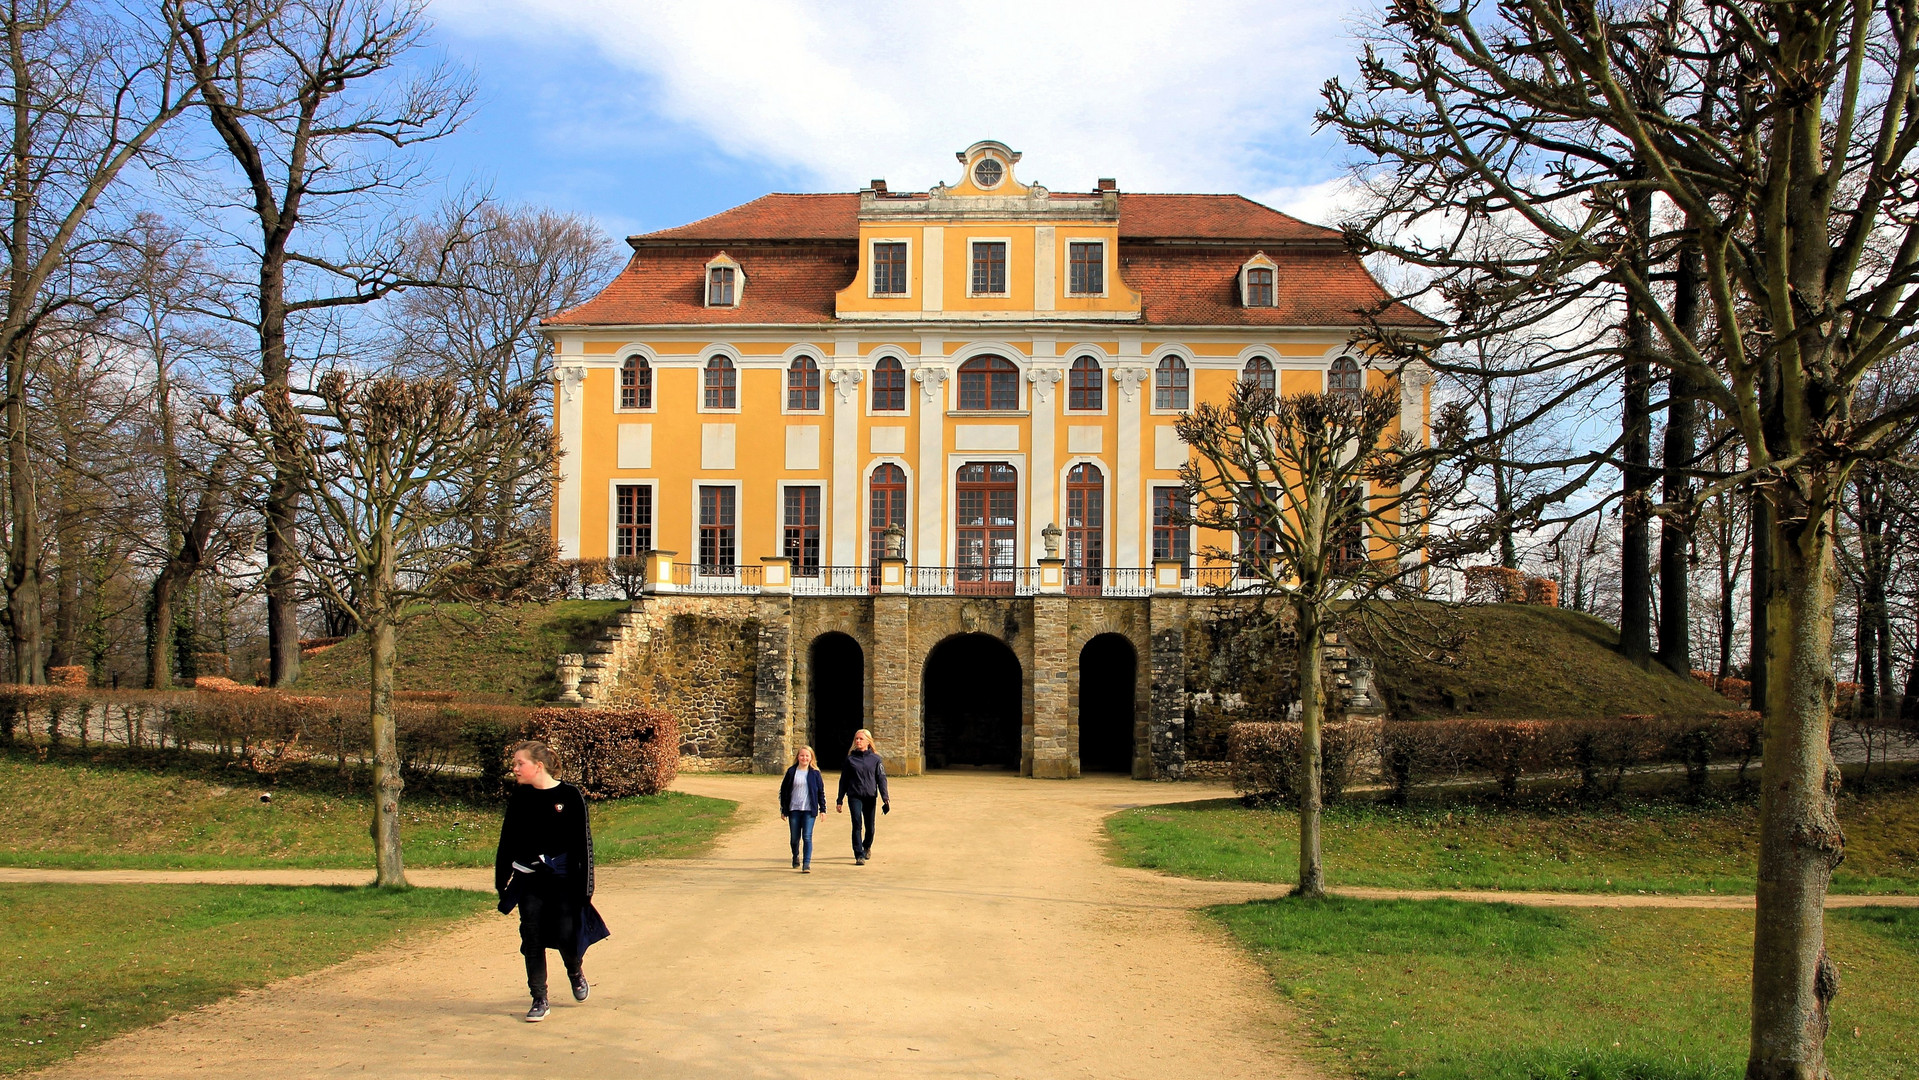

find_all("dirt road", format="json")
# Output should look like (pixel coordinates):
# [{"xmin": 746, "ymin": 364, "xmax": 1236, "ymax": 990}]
[{"xmin": 39, "ymin": 773, "xmax": 1321, "ymax": 1080}]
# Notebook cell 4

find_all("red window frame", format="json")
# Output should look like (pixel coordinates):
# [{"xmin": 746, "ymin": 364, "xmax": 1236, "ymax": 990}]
[
  {"xmin": 1152, "ymin": 486, "xmax": 1191, "ymax": 575},
  {"xmin": 783, "ymin": 485, "xmax": 821, "ymax": 575},
  {"xmin": 1245, "ymin": 266, "xmax": 1274, "ymax": 307},
  {"xmin": 620, "ymin": 356, "xmax": 651, "ymax": 409},
  {"xmin": 1067, "ymin": 355, "xmax": 1103, "ymax": 411},
  {"xmin": 615, "ymin": 484, "xmax": 652, "ymax": 558},
  {"xmin": 873, "ymin": 241, "xmax": 908, "ymax": 294},
  {"xmin": 957, "ymin": 355, "xmax": 1018, "ymax": 411},
  {"xmin": 971, "ymin": 241, "xmax": 1007, "ymax": 295},
  {"xmin": 871, "ymin": 357, "xmax": 906, "ymax": 411},
  {"xmin": 708, "ymin": 265, "xmax": 736, "ymax": 306},
  {"xmin": 704, "ymin": 357, "xmax": 737, "ymax": 410},
  {"xmin": 1068, "ymin": 241, "xmax": 1103, "ymax": 295},
  {"xmin": 1155, "ymin": 356, "xmax": 1189, "ymax": 410},
  {"xmin": 698, "ymin": 485, "xmax": 736, "ymax": 574},
  {"xmin": 955, "ymin": 462, "xmax": 1017, "ymax": 593},
  {"xmin": 1330, "ymin": 356, "xmax": 1364, "ymax": 403},
  {"xmin": 1065, "ymin": 463, "xmax": 1104, "ymax": 594},
  {"xmin": 787, "ymin": 356, "xmax": 820, "ymax": 411},
  {"xmin": 1242, "ymin": 356, "xmax": 1275, "ymax": 393},
  {"xmin": 868, "ymin": 463, "xmax": 907, "ymax": 582}
]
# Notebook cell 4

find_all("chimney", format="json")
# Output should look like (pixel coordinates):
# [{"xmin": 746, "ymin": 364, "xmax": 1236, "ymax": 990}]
[
  {"xmin": 869, "ymin": 179, "xmax": 888, "ymax": 194},
  {"xmin": 1096, "ymin": 178, "xmax": 1117, "ymax": 192}
]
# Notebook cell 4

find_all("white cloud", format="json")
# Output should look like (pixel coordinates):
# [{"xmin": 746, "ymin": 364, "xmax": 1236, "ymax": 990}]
[{"xmin": 434, "ymin": 0, "xmax": 1364, "ymax": 199}]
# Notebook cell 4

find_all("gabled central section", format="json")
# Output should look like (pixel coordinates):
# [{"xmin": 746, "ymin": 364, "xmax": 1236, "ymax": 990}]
[{"xmin": 834, "ymin": 140, "xmax": 1142, "ymax": 322}]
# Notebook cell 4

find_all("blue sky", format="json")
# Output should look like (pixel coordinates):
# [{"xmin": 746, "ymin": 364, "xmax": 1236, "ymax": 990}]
[{"xmin": 423, "ymin": 0, "xmax": 1373, "ymax": 240}]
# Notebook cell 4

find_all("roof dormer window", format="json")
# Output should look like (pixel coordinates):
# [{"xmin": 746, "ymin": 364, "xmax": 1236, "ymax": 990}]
[
  {"xmin": 705, "ymin": 253, "xmax": 743, "ymax": 307},
  {"xmin": 1240, "ymin": 252, "xmax": 1277, "ymax": 308}
]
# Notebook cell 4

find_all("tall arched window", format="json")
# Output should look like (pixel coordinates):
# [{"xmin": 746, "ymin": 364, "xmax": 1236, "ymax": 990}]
[
  {"xmin": 871, "ymin": 356, "xmax": 906, "ymax": 411},
  {"xmin": 1242, "ymin": 356, "xmax": 1276, "ymax": 393},
  {"xmin": 1329, "ymin": 356, "xmax": 1363, "ymax": 403},
  {"xmin": 787, "ymin": 356, "xmax": 820, "ymax": 411},
  {"xmin": 868, "ymin": 464, "xmax": 907, "ymax": 579},
  {"xmin": 704, "ymin": 356, "xmax": 737, "ymax": 410},
  {"xmin": 1068, "ymin": 355, "xmax": 1103, "ymax": 411},
  {"xmin": 957, "ymin": 355, "xmax": 1019, "ymax": 411},
  {"xmin": 620, "ymin": 356, "xmax": 651, "ymax": 409},
  {"xmin": 955, "ymin": 462, "xmax": 1018, "ymax": 592},
  {"xmin": 1065, "ymin": 463, "xmax": 1105, "ymax": 594},
  {"xmin": 1155, "ymin": 356, "xmax": 1189, "ymax": 410}
]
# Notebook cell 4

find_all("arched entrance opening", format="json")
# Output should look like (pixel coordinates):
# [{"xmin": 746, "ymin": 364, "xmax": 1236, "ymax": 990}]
[
  {"xmin": 1078, "ymin": 634, "xmax": 1137, "ymax": 774},
  {"xmin": 809, "ymin": 633, "xmax": 864, "ymax": 770},
  {"xmin": 922, "ymin": 633, "xmax": 1022, "ymax": 769}
]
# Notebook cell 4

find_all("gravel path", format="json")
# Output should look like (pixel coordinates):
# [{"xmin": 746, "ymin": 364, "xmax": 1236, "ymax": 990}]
[{"xmin": 30, "ymin": 773, "xmax": 1320, "ymax": 1080}]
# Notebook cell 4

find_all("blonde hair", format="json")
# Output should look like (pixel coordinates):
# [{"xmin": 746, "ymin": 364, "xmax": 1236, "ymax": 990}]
[
  {"xmin": 793, "ymin": 745, "xmax": 818, "ymax": 770},
  {"xmin": 848, "ymin": 729, "xmax": 875, "ymax": 755}
]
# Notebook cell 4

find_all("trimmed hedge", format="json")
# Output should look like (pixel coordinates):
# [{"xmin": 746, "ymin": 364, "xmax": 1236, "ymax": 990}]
[
  {"xmin": 1228, "ymin": 720, "xmax": 1381, "ymax": 805},
  {"xmin": 1229, "ymin": 711, "xmax": 1765, "ymax": 804},
  {"xmin": 523, "ymin": 707, "xmax": 679, "ymax": 798}
]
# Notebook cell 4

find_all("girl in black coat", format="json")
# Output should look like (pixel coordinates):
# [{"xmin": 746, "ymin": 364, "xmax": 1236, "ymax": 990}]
[
  {"xmin": 496, "ymin": 740, "xmax": 607, "ymax": 1022},
  {"xmin": 778, "ymin": 745, "xmax": 826, "ymax": 872}
]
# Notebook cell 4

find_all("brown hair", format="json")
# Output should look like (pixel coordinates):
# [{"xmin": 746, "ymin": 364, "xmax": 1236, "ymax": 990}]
[{"xmin": 508, "ymin": 740, "xmax": 561, "ymax": 775}]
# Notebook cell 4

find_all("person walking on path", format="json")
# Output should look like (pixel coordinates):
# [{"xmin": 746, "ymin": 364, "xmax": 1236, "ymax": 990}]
[
  {"xmin": 835, "ymin": 729, "xmax": 890, "ymax": 865},
  {"xmin": 779, "ymin": 746, "xmax": 826, "ymax": 872},
  {"xmin": 495, "ymin": 740, "xmax": 610, "ymax": 1023}
]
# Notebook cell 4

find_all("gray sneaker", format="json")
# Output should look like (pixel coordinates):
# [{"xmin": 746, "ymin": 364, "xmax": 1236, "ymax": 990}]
[
  {"xmin": 570, "ymin": 972, "xmax": 589, "ymax": 1002},
  {"xmin": 526, "ymin": 999, "xmax": 550, "ymax": 1022}
]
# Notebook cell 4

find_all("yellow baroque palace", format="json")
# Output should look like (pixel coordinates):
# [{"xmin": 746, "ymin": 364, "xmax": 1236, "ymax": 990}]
[{"xmin": 542, "ymin": 141, "xmax": 1434, "ymax": 592}]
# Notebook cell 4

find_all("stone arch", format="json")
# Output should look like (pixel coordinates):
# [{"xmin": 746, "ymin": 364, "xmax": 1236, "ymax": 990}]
[
  {"xmin": 921, "ymin": 632, "xmax": 1023, "ymax": 769},
  {"xmin": 808, "ymin": 632, "xmax": 865, "ymax": 770},
  {"xmin": 1078, "ymin": 633, "xmax": 1138, "ymax": 773}
]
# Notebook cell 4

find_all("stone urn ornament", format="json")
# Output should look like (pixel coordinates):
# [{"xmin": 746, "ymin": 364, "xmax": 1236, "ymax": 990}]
[
  {"xmin": 1041, "ymin": 522, "xmax": 1062, "ymax": 560},
  {"xmin": 882, "ymin": 521, "xmax": 906, "ymax": 560},
  {"xmin": 555, "ymin": 653, "xmax": 585, "ymax": 703}
]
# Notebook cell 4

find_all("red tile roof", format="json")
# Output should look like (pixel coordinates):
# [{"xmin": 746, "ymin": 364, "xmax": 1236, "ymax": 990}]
[{"xmin": 547, "ymin": 190, "xmax": 1430, "ymax": 328}]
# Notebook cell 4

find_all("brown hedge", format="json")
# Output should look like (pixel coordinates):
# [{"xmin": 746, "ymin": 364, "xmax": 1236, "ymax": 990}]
[
  {"xmin": 1228, "ymin": 719, "xmax": 1380, "ymax": 805},
  {"xmin": 522, "ymin": 707, "xmax": 679, "ymax": 799}
]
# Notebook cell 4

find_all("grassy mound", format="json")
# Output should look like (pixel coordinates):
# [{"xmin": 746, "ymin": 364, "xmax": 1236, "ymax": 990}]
[
  {"xmin": 296, "ymin": 600, "xmax": 628, "ymax": 705},
  {"xmin": 1357, "ymin": 603, "xmax": 1737, "ymax": 720}
]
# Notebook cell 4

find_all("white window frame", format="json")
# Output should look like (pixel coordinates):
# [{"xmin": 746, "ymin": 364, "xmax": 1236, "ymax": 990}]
[
  {"xmin": 1149, "ymin": 349, "xmax": 1193, "ymax": 416},
  {"xmin": 1238, "ymin": 251, "xmax": 1278, "ymax": 309},
  {"xmin": 704, "ymin": 252, "xmax": 744, "ymax": 309},
  {"xmin": 867, "ymin": 237, "xmax": 913, "ymax": 299},
  {"xmin": 691, "ymin": 480, "xmax": 745, "ymax": 576},
  {"xmin": 696, "ymin": 348, "xmax": 743, "ymax": 415},
  {"xmin": 781, "ymin": 352, "xmax": 825, "ymax": 415},
  {"xmin": 774, "ymin": 479, "xmax": 829, "ymax": 574},
  {"xmin": 966, "ymin": 237, "xmax": 1013, "ymax": 298},
  {"xmin": 614, "ymin": 349, "xmax": 659, "ymax": 414},
  {"xmin": 607, "ymin": 478, "xmax": 660, "ymax": 560},
  {"xmin": 1063, "ymin": 353, "xmax": 1110, "ymax": 415},
  {"xmin": 1065, "ymin": 240, "xmax": 1108, "ymax": 298},
  {"xmin": 863, "ymin": 458, "xmax": 913, "ymax": 566},
  {"xmin": 866, "ymin": 351, "xmax": 914, "ymax": 417}
]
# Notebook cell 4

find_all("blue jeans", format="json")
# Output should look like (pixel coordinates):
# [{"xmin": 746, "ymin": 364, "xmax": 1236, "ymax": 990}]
[
  {"xmin": 847, "ymin": 795, "xmax": 878, "ymax": 856},
  {"xmin": 786, "ymin": 810, "xmax": 816, "ymax": 866}
]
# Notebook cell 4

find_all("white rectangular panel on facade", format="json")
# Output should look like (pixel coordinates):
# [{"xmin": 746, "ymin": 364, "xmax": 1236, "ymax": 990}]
[
  {"xmin": 869, "ymin": 426, "xmax": 907, "ymax": 454},
  {"xmin": 617, "ymin": 423, "xmax": 652, "ymax": 469},
  {"xmin": 1154, "ymin": 425, "xmax": 1189, "ymax": 470},
  {"xmin": 1066, "ymin": 425, "xmax": 1103, "ymax": 454},
  {"xmin": 701, "ymin": 423, "xmax": 737, "ymax": 470},
  {"xmin": 954, "ymin": 425, "xmax": 1021, "ymax": 451},
  {"xmin": 786, "ymin": 425, "xmax": 821, "ymax": 470}
]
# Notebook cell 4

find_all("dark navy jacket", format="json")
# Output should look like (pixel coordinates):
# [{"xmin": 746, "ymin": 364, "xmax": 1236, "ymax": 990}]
[
  {"xmin": 836, "ymin": 749, "xmax": 890, "ymax": 804},
  {"xmin": 779, "ymin": 765, "xmax": 827, "ymax": 815}
]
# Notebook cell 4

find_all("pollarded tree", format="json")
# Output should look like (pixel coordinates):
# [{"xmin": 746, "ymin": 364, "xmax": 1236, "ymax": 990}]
[
  {"xmin": 1177, "ymin": 379, "xmax": 1468, "ymax": 897},
  {"xmin": 221, "ymin": 370, "xmax": 554, "ymax": 886},
  {"xmin": 1322, "ymin": 3, "xmax": 1919, "ymax": 1073}
]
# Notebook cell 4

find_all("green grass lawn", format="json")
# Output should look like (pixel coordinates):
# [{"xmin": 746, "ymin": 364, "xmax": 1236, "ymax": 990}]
[
  {"xmin": 0, "ymin": 752, "xmax": 738, "ymax": 871},
  {"xmin": 1210, "ymin": 898, "xmax": 1917, "ymax": 1079},
  {"xmin": 295, "ymin": 600, "xmax": 629, "ymax": 704},
  {"xmin": 0, "ymin": 883, "xmax": 489, "ymax": 1075},
  {"xmin": 1109, "ymin": 786, "xmax": 1919, "ymax": 894}
]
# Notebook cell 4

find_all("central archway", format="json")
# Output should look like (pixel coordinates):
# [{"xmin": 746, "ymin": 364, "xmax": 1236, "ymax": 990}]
[
  {"xmin": 921, "ymin": 633, "xmax": 1022, "ymax": 769},
  {"xmin": 1078, "ymin": 633, "xmax": 1137, "ymax": 774},
  {"xmin": 809, "ymin": 633, "xmax": 864, "ymax": 770}
]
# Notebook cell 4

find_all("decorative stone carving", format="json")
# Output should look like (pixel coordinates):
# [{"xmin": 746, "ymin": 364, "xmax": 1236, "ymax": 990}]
[
  {"xmin": 555, "ymin": 653, "xmax": 585, "ymax": 703},
  {"xmin": 1112, "ymin": 365, "xmax": 1149, "ymax": 401},
  {"xmin": 555, "ymin": 364, "xmax": 585, "ymax": 405},
  {"xmin": 912, "ymin": 364, "xmax": 949, "ymax": 402},
  {"xmin": 1041, "ymin": 521, "xmax": 1062, "ymax": 559},
  {"xmin": 828, "ymin": 367, "xmax": 864, "ymax": 404},
  {"xmin": 1026, "ymin": 365, "xmax": 1065, "ymax": 404}
]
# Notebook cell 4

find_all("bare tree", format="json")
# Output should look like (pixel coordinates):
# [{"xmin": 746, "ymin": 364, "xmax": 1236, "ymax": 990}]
[
  {"xmin": 165, "ymin": 0, "xmax": 475, "ymax": 686},
  {"xmin": 0, "ymin": 1, "xmax": 193, "ymax": 682},
  {"xmin": 221, "ymin": 369, "xmax": 552, "ymax": 886},
  {"xmin": 1321, "ymin": 3, "xmax": 1919, "ymax": 1072},
  {"xmin": 1178, "ymin": 380, "xmax": 1466, "ymax": 897}
]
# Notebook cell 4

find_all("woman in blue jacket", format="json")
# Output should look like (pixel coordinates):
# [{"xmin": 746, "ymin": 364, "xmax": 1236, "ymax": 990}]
[
  {"xmin": 835, "ymin": 729, "xmax": 890, "ymax": 865},
  {"xmin": 778, "ymin": 745, "xmax": 826, "ymax": 872}
]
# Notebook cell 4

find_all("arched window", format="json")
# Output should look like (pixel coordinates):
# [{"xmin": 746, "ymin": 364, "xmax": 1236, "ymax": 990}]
[
  {"xmin": 704, "ymin": 356, "xmax": 737, "ymax": 410},
  {"xmin": 1329, "ymin": 356, "xmax": 1364, "ymax": 403},
  {"xmin": 1241, "ymin": 356, "xmax": 1275, "ymax": 394},
  {"xmin": 871, "ymin": 356, "xmax": 906, "ymax": 411},
  {"xmin": 955, "ymin": 462, "xmax": 1018, "ymax": 592},
  {"xmin": 957, "ymin": 354, "xmax": 1019, "ymax": 411},
  {"xmin": 787, "ymin": 356, "xmax": 820, "ymax": 411},
  {"xmin": 1065, "ymin": 463, "xmax": 1105, "ymax": 594},
  {"xmin": 868, "ymin": 464, "xmax": 907, "ymax": 577},
  {"xmin": 1154, "ymin": 356, "xmax": 1189, "ymax": 411},
  {"xmin": 1068, "ymin": 356, "xmax": 1103, "ymax": 411},
  {"xmin": 620, "ymin": 355, "xmax": 651, "ymax": 410}
]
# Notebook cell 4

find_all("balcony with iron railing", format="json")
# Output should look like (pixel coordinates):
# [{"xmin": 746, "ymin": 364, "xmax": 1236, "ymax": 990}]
[{"xmin": 627, "ymin": 550, "xmax": 1260, "ymax": 599}]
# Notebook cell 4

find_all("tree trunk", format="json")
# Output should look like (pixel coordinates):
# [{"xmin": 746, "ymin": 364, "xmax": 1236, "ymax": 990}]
[
  {"xmin": 1619, "ymin": 191, "xmax": 1655, "ymax": 667},
  {"xmin": 260, "ymin": 272, "xmax": 302, "ymax": 686},
  {"xmin": 1657, "ymin": 371, "xmax": 1696, "ymax": 675},
  {"xmin": 5, "ymin": 335, "xmax": 41, "ymax": 685},
  {"xmin": 369, "ymin": 608, "xmax": 406, "ymax": 888},
  {"xmin": 1750, "ymin": 494, "xmax": 1771, "ymax": 708},
  {"xmin": 1747, "ymin": 500, "xmax": 1845, "ymax": 1079},
  {"xmin": 146, "ymin": 473, "xmax": 222, "ymax": 690},
  {"xmin": 1293, "ymin": 601, "xmax": 1325, "ymax": 899},
  {"xmin": 1717, "ymin": 511, "xmax": 1736, "ymax": 681}
]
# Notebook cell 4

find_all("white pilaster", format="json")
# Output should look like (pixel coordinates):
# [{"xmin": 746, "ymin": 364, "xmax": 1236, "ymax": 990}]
[
  {"xmin": 922, "ymin": 227, "xmax": 944, "ymax": 314},
  {"xmin": 829, "ymin": 335, "xmax": 863, "ymax": 564},
  {"xmin": 1114, "ymin": 335, "xmax": 1147, "ymax": 567},
  {"xmin": 1026, "ymin": 337, "xmax": 1060, "ymax": 557},
  {"xmin": 1034, "ymin": 226, "xmax": 1056, "ymax": 311},
  {"xmin": 913, "ymin": 338, "xmax": 948, "ymax": 567},
  {"xmin": 554, "ymin": 361, "xmax": 586, "ymax": 559}
]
